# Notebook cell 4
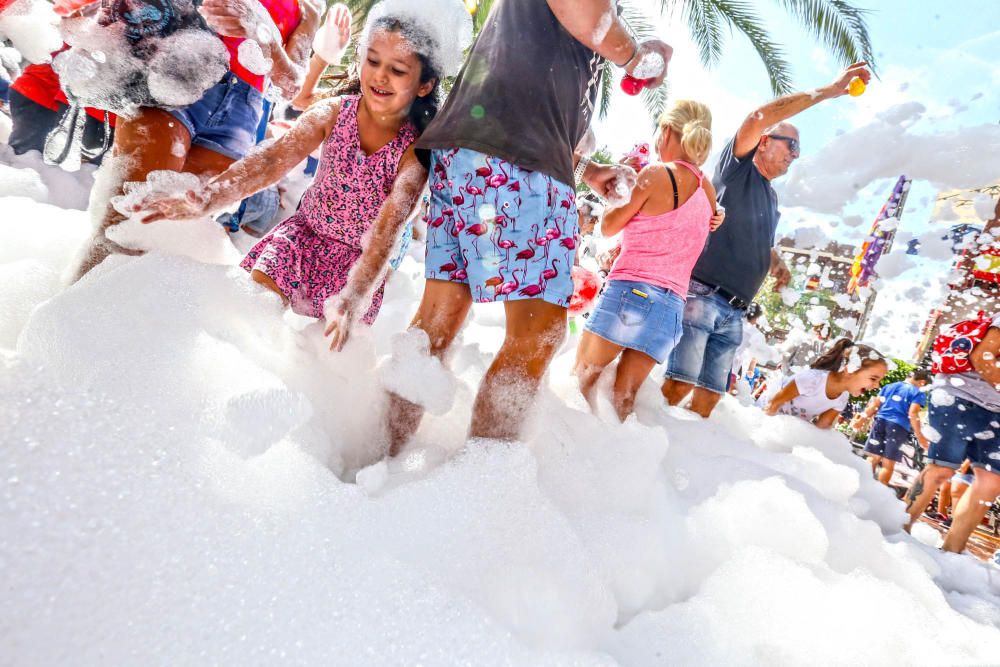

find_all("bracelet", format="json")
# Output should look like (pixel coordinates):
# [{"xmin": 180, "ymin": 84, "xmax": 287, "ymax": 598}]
[
  {"xmin": 574, "ymin": 155, "xmax": 592, "ymax": 185},
  {"xmin": 617, "ymin": 41, "xmax": 640, "ymax": 69}
]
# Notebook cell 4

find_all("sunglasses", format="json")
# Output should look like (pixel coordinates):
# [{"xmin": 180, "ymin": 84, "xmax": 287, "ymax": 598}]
[{"xmin": 767, "ymin": 134, "xmax": 800, "ymax": 154}]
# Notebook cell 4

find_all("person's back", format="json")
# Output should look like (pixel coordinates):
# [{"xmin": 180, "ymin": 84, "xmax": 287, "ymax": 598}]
[
  {"xmin": 608, "ymin": 160, "xmax": 712, "ymax": 296},
  {"xmin": 875, "ymin": 380, "xmax": 925, "ymax": 429}
]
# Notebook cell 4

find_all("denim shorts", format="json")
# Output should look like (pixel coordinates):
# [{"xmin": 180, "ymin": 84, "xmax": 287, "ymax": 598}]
[
  {"xmin": 863, "ymin": 417, "xmax": 911, "ymax": 462},
  {"xmin": 424, "ymin": 148, "xmax": 578, "ymax": 308},
  {"xmin": 663, "ymin": 279, "xmax": 745, "ymax": 394},
  {"xmin": 168, "ymin": 73, "xmax": 263, "ymax": 160},
  {"xmin": 584, "ymin": 280, "xmax": 684, "ymax": 363},
  {"xmin": 926, "ymin": 395, "xmax": 1000, "ymax": 470}
]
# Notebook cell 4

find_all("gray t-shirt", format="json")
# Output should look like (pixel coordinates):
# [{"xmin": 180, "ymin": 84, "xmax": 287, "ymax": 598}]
[
  {"xmin": 416, "ymin": 0, "xmax": 599, "ymax": 187},
  {"xmin": 937, "ymin": 313, "xmax": 1000, "ymax": 412},
  {"xmin": 691, "ymin": 137, "xmax": 780, "ymax": 303}
]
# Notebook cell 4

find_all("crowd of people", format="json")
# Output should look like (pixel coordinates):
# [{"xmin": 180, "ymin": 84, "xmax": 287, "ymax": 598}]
[{"xmin": 2, "ymin": 0, "xmax": 997, "ymax": 560}]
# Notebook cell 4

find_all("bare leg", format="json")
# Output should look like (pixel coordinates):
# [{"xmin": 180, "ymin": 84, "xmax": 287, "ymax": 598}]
[
  {"xmin": 902, "ymin": 464, "xmax": 953, "ymax": 532},
  {"xmin": 72, "ymin": 111, "xmax": 235, "ymax": 281},
  {"xmin": 951, "ymin": 480, "xmax": 969, "ymax": 510},
  {"xmin": 574, "ymin": 331, "xmax": 623, "ymax": 413},
  {"xmin": 469, "ymin": 298, "xmax": 566, "ymax": 440},
  {"xmin": 877, "ymin": 459, "xmax": 896, "ymax": 486},
  {"xmin": 937, "ymin": 480, "xmax": 954, "ymax": 516},
  {"xmin": 387, "ymin": 279, "xmax": 472, "ymax": 455},
  {"xmin": 612, "ymin": 349, "xmax": 657, "ymax": 422},
  {"xmin": 250, "ymin": 269, "xmax": 290, "ymax": 306},
  {"xmin": 942, "ymin": 469, "xmax": 1000, "ymax": 553},
  {"xmin": 867, "ymin": 455, "xmax": 881, "ymax": 477},
  {"xmin": 661, "ymin": 378, "xmax": 694, "ymax": 406},
  {"xmin": 689, "ymin": 386, "xmax": 723, "ymax": 418}
]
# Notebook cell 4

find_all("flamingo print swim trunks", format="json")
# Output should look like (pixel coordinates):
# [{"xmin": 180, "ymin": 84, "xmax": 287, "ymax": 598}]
[{"xmin": 424, "ymin": 148, "xmax": 579, "ymax": 307}]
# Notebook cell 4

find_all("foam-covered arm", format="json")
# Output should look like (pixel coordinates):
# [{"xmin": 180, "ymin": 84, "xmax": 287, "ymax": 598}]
[
  {"xmin": 138, "ymin": 99, "xmax": 336, "ymax": 223},
  {"xmin": 325, "ymin": 149, "xmax": 428, "ymax": 350},
  {"xmin": 267, "ymin": 0, "xmax": 322, "ymax": 99},
  {"xmin": 765, "ymin": 380, "xmax": 799, "ymax": 416}
]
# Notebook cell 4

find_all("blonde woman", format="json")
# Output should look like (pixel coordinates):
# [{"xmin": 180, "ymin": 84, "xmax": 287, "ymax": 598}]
[{"xmin": 575, "ymin": 100, "xmax": 724, "ymax": 421}]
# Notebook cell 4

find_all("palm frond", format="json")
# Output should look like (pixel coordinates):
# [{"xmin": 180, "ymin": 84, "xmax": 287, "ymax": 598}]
[
  {"xmin": 598, "ymin": 62, "xmax": 614, "ymax": 119},
  {"xmin": 773, "ymin": 0, "xmax": 876, "ymax": 70},
  {"xmin": 681, "ymin": 0, "xmax": 726, "ymax": 67},
  {"xmin": 710, "ymin": 0, "xmax": 795, "ymax": 95},
  {"xmin": 639, "ymin": 79, "xmax": 669, "ymax": 128}
]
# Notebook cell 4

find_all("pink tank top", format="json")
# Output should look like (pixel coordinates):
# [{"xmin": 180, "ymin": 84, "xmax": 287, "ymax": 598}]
[{"xmin": 607, "ymin": 160, "xmax": 713, "ymax": 297}]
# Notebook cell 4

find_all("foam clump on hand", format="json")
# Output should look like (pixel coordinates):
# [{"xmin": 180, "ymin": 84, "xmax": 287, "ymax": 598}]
[{"xmin": 359, "ymin": 0, "xmax": 472, "ymax": 78}]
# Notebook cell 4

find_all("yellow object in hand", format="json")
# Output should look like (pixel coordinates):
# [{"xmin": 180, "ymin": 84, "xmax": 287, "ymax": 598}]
[
  {"xmin": 464, "ymin": 0, "xmax": 477, "ymax": 14},
  {"xmin": 848, "ymin": 76, "xmax": 866, "ymax": 97}
]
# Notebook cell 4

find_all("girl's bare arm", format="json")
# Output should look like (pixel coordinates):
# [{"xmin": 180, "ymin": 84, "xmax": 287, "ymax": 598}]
[
  {"xmin": 325, "ymin": 148, "xmax": 429, "ymax": 350},
  {"xmin": 765, "ymin": 381, "xmax": 800, "ymax": 416},
  {"xmin": 138, "ymin": 99, "xmax": 339, "ymax": 223},
  {"xmin": 814, "ymin": 409, "xmax": 839, "ymax": 429}
]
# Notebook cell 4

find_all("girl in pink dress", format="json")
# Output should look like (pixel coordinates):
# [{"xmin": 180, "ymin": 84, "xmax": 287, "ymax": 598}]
[
  {"xmin": 134, "ymin": 4, "xmax": 462, "ymax": 332},
  {"xmin": 575, "ymin": 100, "xmax": 725, "ymax": 422}
]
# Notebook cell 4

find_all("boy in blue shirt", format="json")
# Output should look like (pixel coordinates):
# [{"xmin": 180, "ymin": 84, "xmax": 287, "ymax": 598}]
[{"xmin": 862, "ymin": 369, "xmax": 933, "ymax": 485}]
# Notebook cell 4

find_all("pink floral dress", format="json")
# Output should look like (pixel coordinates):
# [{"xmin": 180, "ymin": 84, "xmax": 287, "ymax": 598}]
[{"xmin": 241, "ymin": 95, "xmax": 417, "ymax": 321}]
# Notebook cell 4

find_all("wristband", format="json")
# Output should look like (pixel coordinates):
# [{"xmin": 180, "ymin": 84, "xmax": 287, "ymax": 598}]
[
  {"xmin": 617, "ymin": 42, "xmax": 640, "ymax": 70},
  {"xmin": 574, "ymin": 155, "xmax": 592, "ymax": 185}
]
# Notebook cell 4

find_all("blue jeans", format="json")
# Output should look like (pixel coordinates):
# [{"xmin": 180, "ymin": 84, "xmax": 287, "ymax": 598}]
[
  {"xmin": 584, "ymin": 279, "xmax": 684, "ymax": 364},
  {"xmin": 168, "ymin": 73, "xmax": 263, "ymax": 160},
  {"xmin": 664, "ymin": 279, "xmax": 745, "ymax": 394},
  {"xmin": 926, "ymin": 395, "xmax": 1000, "ymax": 470}
]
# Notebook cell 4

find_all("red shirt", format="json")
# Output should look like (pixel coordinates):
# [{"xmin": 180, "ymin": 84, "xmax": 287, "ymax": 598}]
[
  {"xmin": 222, "ymin": 0, "xmax": 302, "ymax": 92},
  {"xmin": 11, "ymin": 61, "xmax": 117, "ymax": 127}
]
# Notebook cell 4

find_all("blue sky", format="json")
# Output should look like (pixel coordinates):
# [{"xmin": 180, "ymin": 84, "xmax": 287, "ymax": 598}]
[{"xmin": 595, "ymin": 0, "xmax": 1000, "ymax": 357}]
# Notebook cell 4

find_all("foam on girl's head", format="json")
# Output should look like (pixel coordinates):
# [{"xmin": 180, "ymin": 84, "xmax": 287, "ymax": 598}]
[{"xmin": 358, "ymin": 0, "xmax": 472, "ymax": 79}]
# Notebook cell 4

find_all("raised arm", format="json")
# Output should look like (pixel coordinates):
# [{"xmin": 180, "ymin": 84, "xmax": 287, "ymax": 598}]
[
  {"xmin": 137, "ymin": 100, "xmax": 338, "ymax": 223},
  {"xmin": 266, "ymin": 0, "xmax": 323, "ymax": 99},
  {"xmin": 325, "ymin": 148, "xmax": 429, "ymax": 350},
  {"xmin": 733, "ymin": 62, "xmax": 871, "ymax": 158},
  {"xmin": 546, "ymin": 0, "xmax": 672, "ymax": 87},
  {"xmin": 199, "ymin": 0, "xmax": 322, "ymax": 100}
]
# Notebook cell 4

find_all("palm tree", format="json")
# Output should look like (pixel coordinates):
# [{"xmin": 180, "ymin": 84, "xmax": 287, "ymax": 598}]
[{"xmin": 339, "ymin": 0, "xmax": 875, "ymax": 124}]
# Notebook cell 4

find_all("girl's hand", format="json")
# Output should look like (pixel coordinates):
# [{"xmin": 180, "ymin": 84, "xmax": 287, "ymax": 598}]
[
  {"xmin": 709, "ymin": 207, "xmax": 726, "ymax": 231},
  {"xmin": 765, "ymin": 403, "xmax": 779, "ymax": 416},
  {"xmin": 135, "ymin": 189, "xmax": 213, "ymax": 224},
  {"xmin": 324, "ymin": 295, "xmax": 357, "ymax": 351}
]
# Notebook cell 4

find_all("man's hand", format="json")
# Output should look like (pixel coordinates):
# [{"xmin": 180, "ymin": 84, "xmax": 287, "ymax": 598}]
[
  {"xmin": 769, "ymin": 249, "xmax": 792, "ymax": 290},
  {"xmin": 824, "ymin": 61, "xmax": 872, "ymax": 98},
  {"xmin": 627, "ymin": 39, "xmax": 673, "ymax": 88},
  {"xmin": 583, "ymin": 163, "xmax": 637, "ymax": 206}
]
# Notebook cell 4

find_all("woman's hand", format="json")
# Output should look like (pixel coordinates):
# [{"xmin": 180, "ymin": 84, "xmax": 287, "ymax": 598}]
[
  {"xmin": 324, "ymin": 295, "xmax": 358, "ymax": 351},
  {"xmin": 709, "ymin": 207, "xmax": 726, "ymax": 231}
]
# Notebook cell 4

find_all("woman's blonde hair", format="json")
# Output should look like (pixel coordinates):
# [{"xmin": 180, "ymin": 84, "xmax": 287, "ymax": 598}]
[{"xmin": 657, "ymin": 100, "xmax": 713, "ymax": 166}]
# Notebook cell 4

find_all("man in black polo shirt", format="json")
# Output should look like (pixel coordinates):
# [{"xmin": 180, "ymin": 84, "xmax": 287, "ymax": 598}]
[{"xmin": 661, "ymin": 61, "xmax": 872, "ymax": 418}]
